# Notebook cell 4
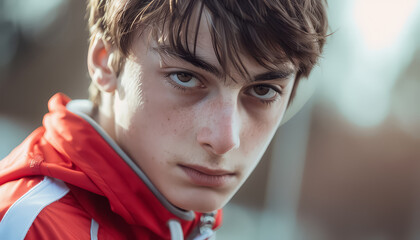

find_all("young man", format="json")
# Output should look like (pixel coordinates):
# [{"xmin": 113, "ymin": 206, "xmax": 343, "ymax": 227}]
[{"xmin": 0, "ymin": 0, "xmax": 328, "ymax": 239}]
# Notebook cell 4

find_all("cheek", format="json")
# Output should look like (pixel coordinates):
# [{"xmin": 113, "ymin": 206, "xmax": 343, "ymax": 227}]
[
  {"xmin": 242, "ymin": 114, "xmax": 280, "ymax": 153},
  {"xmin": 113, "ymin": 63, "xmax": 145, "ymax": 130},
  {"xmin": 128, "ymin": 83, "xmax": 197, "ymax": 144},
  {"xmin": 242, "ymin": 97, "xmax": 287, "ymax": 146},
  {"xmin": 237, "ymin": 121, "xmax": 278, "ymax": 180},
  {"xmin": 149, "ymin": 100, "xmax": 196, "ymax": 139}
]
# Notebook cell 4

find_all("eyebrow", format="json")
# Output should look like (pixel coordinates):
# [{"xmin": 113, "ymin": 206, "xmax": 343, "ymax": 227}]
[
  {"xmin": 253, "ymin": 70, "xmax": 295, "ymax": 82},
  {"xmin": 152, "ymin": 45, "xmax": 295, "ymax": 82}
]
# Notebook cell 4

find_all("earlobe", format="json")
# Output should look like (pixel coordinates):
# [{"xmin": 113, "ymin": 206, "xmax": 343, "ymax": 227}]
[{"xmin": 87, "ymin": 35, "xmax": 117, "ymax": 93}]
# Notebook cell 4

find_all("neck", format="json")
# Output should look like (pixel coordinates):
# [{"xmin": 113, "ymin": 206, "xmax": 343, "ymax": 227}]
[{"xmin": 94, "ymin": 93, "xmax": 117, "ymax": 141}]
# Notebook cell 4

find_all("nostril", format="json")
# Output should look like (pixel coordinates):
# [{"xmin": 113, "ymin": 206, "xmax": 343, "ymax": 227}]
[{"xmin": 200, "ymin": 143, "xmax": 212, "ymax": 150}]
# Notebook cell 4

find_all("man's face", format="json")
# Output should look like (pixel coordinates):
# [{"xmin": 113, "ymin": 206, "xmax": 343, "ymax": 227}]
[{"xmin": 111, "ymin": 16, "xmax": 295, "ymax": 212}]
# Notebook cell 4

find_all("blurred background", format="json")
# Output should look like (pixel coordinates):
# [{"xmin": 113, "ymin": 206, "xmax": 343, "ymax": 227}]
[{"xmin": 0, "ymin": 1, "xmax": 419, "ymax": 239}]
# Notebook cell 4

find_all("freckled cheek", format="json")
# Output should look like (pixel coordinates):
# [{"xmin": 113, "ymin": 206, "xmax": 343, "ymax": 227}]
[{"xmin": 146, "ymin": 100, "xmax": 196, "ymax": 139}]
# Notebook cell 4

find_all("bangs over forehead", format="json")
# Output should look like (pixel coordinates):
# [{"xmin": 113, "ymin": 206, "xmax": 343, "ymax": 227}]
[
  {"xmin": 115, "ymin": 0, "xmax": 327, "ymax": 78},
  {"xmin": 151, "ymin": 1, "xmax": 293, "ymax": 83}
]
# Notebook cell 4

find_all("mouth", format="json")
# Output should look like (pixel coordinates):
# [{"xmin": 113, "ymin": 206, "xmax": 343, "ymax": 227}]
[{"xmin": 178, "ymin": 164, "xmax": 236, "ymax": 188}]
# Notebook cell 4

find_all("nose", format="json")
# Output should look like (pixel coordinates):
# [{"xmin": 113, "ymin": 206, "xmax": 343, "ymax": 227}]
[{"xmin": 197, "ymin": 97, "xmax": 241, "ymax": 156}]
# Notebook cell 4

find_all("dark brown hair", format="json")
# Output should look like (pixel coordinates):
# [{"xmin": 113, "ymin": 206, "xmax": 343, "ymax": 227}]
[{"xmin": 87, "ymin": 0, "xmax": 329, "ymax": 105}]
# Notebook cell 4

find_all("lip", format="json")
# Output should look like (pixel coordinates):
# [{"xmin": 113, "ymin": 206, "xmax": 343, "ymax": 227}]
[{"xmin": 179, "ymin": 164, "xmax": 235, "ymax": 187}]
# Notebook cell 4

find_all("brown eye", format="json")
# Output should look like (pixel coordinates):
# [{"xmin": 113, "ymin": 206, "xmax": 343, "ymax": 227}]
[
  {"xmin": 253, "ymin": 86, "xmax": 270, "ymax": 96},
  {"xmin": 169, "ymin": 72, "xmax": 201, "ymax": 88},
  {"xmin": 248, "ymin": 84, "xmax": 279, "ymax": 101},
  {"xmin": 177, "ymin": 73, "xmax": 192, "ymax": 82}
]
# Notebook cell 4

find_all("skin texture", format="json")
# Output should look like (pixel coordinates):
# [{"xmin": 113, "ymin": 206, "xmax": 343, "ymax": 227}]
[{"xmin": 88, "ymin": 13, "xmax": 296, "ymax": 213}]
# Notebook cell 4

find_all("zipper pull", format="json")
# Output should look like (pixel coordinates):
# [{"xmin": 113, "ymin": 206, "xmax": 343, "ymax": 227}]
[
  {"xmin": 194, "ymin": 212, "xmax": 215, "ymax": 240},
  {"xmin": 187, "ymin": 212, "xmax": 217, "ymax": 240}
]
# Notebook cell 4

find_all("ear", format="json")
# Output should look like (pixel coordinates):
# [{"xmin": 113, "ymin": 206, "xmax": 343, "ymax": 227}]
[{"xmin": 87, "ymin": 34, "xmax": 118, "ymax": 93}]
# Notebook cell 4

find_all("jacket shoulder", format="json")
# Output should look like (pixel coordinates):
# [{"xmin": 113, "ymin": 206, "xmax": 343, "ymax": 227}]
[{"xmin": 0, "ymin": 176, "xmax": 92, "ymax": 239}]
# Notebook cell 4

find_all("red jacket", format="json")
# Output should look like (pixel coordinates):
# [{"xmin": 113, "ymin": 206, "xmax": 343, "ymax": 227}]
[{"xmin": 0, "ymin": 93, "xmax": 222, "ymax": 239}]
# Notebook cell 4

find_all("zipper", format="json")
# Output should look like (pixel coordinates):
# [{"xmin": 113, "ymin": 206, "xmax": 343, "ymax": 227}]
[
  {"xmin": 199, "ymin": 212, "xmax": 215, "ymax": 235},
  {"xmin": 187, "ymin": 212, "xmax": 216, "ymax": 240}
]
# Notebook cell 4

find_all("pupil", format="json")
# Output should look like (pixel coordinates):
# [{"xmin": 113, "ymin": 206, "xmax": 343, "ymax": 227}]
[
  {"xmin": 177, "ymin": 73, "xmax": 191, "ymax": 82},
  {"xmin": 254, "ymin": 86, "xmax": 269, "ymax": 95}
]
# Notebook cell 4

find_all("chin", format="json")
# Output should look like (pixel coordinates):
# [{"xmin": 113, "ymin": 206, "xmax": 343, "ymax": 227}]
[
  {"xmin": 170, "ymin": 189, "xmax": 233, "ymax": 213},
  {"xmin": 177, "ymin": 200, "xmax": 224, "ymax": 213}
]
